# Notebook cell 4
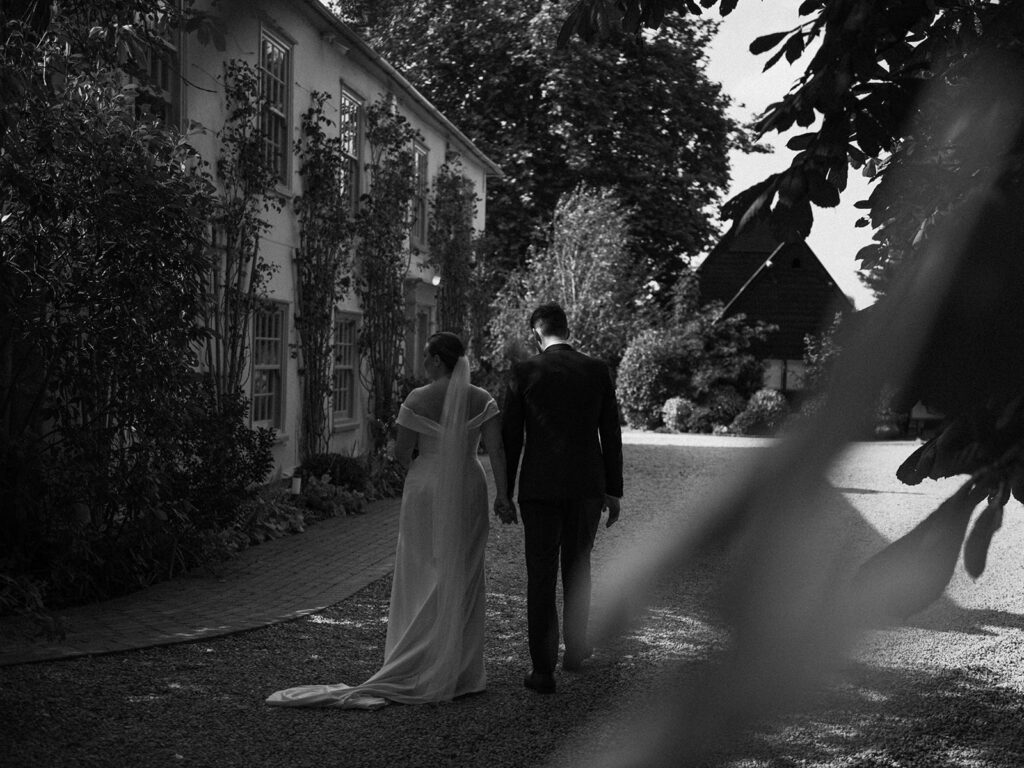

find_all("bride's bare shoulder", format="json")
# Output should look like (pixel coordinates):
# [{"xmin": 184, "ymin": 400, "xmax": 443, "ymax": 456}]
[
  {"xmin": 403, "ymin": 381, "xmax": 448, "ymax": 418},
  {"xmin": 469, "ymin": 385, "xmax": 497, "ymax": 408},
  {"xmin": 402, "ymin": 385, "xmax": 431, "ymax": 407}
]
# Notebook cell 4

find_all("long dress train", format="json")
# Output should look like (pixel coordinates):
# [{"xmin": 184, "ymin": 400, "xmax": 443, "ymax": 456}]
[{"xmin": 266, "ymin": 374, "xmax": 497, "ymax": 709}]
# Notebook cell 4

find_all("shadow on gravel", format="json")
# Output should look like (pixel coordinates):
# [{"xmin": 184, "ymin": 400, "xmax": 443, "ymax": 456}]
[
  {"xmin": 555, "ymin": 464, "xmax": 1023, "ymax": 767},
  {"xmin": 722, "ymin": 662, "xmax": 1024, "ymax": 767},
  {"xmin": 4, "ymin": 444, "xmax": 1020, "ymax": 768},
  {"xmin": 908, "ymin": 605, "xmax": 1024, "ymax": 635},
  {"xmin": 553, "ymin": 650, "xmax": 1024, "ymax": 767}
]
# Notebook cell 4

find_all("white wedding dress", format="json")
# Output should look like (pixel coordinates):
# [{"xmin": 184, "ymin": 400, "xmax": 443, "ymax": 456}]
[{"xmin": 267, "ymin": 359, "xmax": 497, "ymax": 709}]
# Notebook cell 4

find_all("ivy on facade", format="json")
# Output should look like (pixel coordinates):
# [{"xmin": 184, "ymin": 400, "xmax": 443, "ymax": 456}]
[
  {"xmin": 427, "ymin": 157, "xmax": 477, "ymax": 338},
  {"xmin": 204, "ymin": 59, "xmax": 281, "ymax": 403},
  {"xmin": 293, "ymin": 90, "xmax": 356, "ymax": 462},
  {"xmin": 355, "ymin": 99, "xmax": 420, "ymax": 452}
]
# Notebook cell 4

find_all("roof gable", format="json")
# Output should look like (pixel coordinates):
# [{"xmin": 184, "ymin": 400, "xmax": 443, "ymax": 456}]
[
  {"xmin": 697, "ymin": 220, "xmax": 855, "ymax": 359},
  {"xmin": 297, "ymin": 0, "xmax": 502, "ymax": 178}
]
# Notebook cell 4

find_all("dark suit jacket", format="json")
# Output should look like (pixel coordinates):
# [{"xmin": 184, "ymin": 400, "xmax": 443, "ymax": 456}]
[{"xmin": 502, "ymin": 343, "xmax": 623, "ymax": 502}]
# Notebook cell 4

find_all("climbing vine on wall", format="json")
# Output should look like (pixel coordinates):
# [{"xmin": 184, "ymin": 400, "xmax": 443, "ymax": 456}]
[
  {"xmin": 293, "ymin": 91, "xmax": 356, "ymax": 461},
  {"xmin": 427, "ymin": 157, "xmax": 477, "ymax": 337},
  {"xmin": 355, "ymin": 99, "xmax": 420, "ymax": 452},
  {"xmin": 204, "ymin": 59, "xmax": 282, "ymax": 403}
]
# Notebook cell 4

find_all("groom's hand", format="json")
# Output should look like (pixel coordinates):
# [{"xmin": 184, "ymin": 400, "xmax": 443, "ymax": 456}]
[
  {"xmin": 494, "ymin": 497, "xmax": 518, "ymax": 525},
  {"xmin": 604, "ymin": 495, "xmax": 621, "ymax": 528}
]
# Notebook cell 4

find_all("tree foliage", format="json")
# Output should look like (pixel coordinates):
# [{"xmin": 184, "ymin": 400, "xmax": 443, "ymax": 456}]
[
  {"xmin": 559, "ymin": 1, "xmax": 1024, "ymax": 285},
  {"xmin": 729, "ymin": 387, "xmax": 790, "ymax": 436},
  {"xmin": 615, "ymin": 305, "xmax": 768, "ymax": 430},
  {"xmin": 530, "ymin": 4, "xmax": 1024, "ymax": 761},
  {"xmin": 335, "ymin": 0, "xmax": 745, "ymax": 303},
  {"xmin": 486, "ymin": 186, "xmax": 639, "ymax": 369},
  {"xmin": 560, "ymin": 0, "xmax": 1024, "ymax": 569},
  {"xmin": 0, "ymin": 0, "xmax": 223, "ymax": 137},
  {"xmin": 355, "ymin": 100, "xmax": 419, "ymax": 452},
  {"xmin": 0, "ymin": 1, "xmax": 273, "ymax": 611},
  {"xmin": 205, "ymin": 59, "xmax": 282, "ymax": 402},
  {"xmin": 294, "ymin": 91, "xmax": 357, "ymax": 462},
  {"xmin": 427, "ymin": 157, "xmax": 478, "ymax": 337},
  {"xmin": 0, "ymin": 71, "xmax": 214, "ymax": 521},
  {"xmin": 559, "ymin": 0, "xmax": 1024, "ymax": 708}
]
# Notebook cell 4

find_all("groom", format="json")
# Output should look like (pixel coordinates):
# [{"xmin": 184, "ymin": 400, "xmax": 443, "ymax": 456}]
[{"xmin": 501, "ymin": 302, "xmax": 623, "ymax": 695}]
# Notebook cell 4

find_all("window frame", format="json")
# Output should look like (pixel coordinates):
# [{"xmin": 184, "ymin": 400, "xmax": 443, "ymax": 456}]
[
  {"xmin": 133, "ymin": 4, "xmax": 185, "ymax": 128},
  {"xmin": 404, "ymin": 300, "xmax": 436, "ymax": 378},
  {"xmin": 410, "ymin": 143, "xmax": 429, "ymax": 249},
  {"xmin": 331, "ymin": 311, "xmax": 361, "ymax": 429},
  {"xmin": 338, "ymin": 84, "xmax": 364, "ymax": 216},
  {"xmin": 251, "ymin": 301, "xmax": 288, "ymax": 430},
  {"xmin": 259, "ymin": 27, "xmax": 293, "ymax": 186}
]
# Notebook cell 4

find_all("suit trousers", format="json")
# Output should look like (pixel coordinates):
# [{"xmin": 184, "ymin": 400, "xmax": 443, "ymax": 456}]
[{"xmin": 520, "ymin": 497, "xmax": 604, "ymax": 674}]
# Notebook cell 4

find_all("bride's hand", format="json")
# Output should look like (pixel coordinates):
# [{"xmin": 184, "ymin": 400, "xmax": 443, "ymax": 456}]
[{"xmin": 493, "ymin": 498, "xmax": 518, "ymax": 525}]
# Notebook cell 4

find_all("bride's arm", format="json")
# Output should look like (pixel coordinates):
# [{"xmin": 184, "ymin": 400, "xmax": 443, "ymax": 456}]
[
  {"xmin": 393, "ymin": 424, "xmax": 417, "ymax": 469},
  {"xmin": 480, "ymin": 415, "xmax": 510, "ymax": 504}
]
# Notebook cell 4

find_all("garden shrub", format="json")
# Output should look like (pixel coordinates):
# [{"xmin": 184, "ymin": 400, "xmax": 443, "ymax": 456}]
[
  {"xmin": 684, "ymin": 405, "xmax": 715, "ymax": 434},
  {"xmin": 616, "ymin": 330, "xmax": 691, "ymax": 429},
  {"xmin": 300, "ymin": 453, "xmax": 369, "ymax": 492},
  {"xmin": 616, "ymin": 296, "xmax": 772, "ymax": 432},
  {"xmin": 221, "ymin": 481, "xmax": 366, "ymax": 554},
  {"xmin": 296, "ymin": 476, "xmax": 366, "ymax": 519},
  {"xmin": 0, "ymin": 573, "xmax": 49, "ymax": 629},
  {"xmin": 730, "ymin": 388, "xmax": 791, "ymax": 436},
  {"xmin": 168, "ymin": 384, "xmax": 277, "ymax": 531},
  {"xmin": 300, "ymin": 451, "xmax": 405, "ymax": 501},
  {"xmin": 0, "ymin": 71, "xmax": 288, "ymax": 609},
  {"xmin": 706, "ymin": 385, "xmax": 747, "ymax": 427},
  {"xmin": 662, "ymin": 397, "xmax": 696, "ymax": 433},
  {"xmin": 366, "ymin": 454, "xmax": 407, "ymax": 500}
]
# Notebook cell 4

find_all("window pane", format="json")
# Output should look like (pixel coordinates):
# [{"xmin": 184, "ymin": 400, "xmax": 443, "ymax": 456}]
[
  {"xmin": 252, "ymin": 305, "xmax": 285, "ymax": 427},
  {"xmin": 412, "ymin": 146, "xmax": 428, "ymax": 243},
  {"xmin": 332, "ymin": 316, "xmax": 358, "ymax": 419},
  {"xmin": 260, "ymin": 32, "xmax": 290, "ymax": 182},
  {"xmin": 339, "ymin": 90, "xmax": 362, "ymax": 212}
]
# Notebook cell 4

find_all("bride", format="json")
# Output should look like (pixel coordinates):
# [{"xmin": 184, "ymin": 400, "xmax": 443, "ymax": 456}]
[{"xmin": 267, "ymin": 332, "xmax": 514, "ymax": 709}]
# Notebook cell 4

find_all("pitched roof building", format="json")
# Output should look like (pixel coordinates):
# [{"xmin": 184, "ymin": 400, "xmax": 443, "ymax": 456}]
[{"xmin": 697, "ymin": 220, "xmax": 854, "ymax": 392}]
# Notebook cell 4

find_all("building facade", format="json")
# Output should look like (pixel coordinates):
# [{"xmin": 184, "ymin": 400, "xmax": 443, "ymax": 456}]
[
  {"xmin": 698, "ymin": 220, "xmax": 855, "ymax": 395},
  {"xmin": 156, "ymin": 0, "xmax": 500, "ymax": 478}
]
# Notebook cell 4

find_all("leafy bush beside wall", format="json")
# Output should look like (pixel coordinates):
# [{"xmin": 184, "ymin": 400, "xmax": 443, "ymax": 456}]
[
  {"xmin": 730, "ymin": 388, "xmax": 791, "ymax": 436},
  {"xmin": 299, "ymin": 454, "xmax": 369, "ymax": 492},
  {"xmin": 0, "ymin": 18, "xmax": 278, "ymax": 612}
]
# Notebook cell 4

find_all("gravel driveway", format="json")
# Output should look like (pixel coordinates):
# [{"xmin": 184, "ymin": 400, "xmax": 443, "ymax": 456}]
[{"xmin": 2, "ymin": 436, "xmax": 1023, "ymax": 767}]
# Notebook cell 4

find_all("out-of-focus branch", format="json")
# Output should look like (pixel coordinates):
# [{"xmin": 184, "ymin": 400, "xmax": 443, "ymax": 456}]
[{"xmin": 584, "ymin": 56, "xmax": 1024, "ymax": 767}]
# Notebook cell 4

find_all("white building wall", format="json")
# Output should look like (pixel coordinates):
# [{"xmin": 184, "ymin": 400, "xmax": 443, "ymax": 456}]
[{"xmin": 182, "ymin": 0, "xmax": 496, "ymax": 477}]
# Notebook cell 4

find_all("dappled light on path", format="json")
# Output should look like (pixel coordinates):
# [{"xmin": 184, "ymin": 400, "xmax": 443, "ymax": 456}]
[{"xmin": 3, "ymin": 441, "xmax": 1024, "ymax": 767}]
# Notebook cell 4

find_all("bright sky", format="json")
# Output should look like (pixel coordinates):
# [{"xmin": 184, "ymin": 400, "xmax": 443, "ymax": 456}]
[{"xmin": 703, "ymin": 0, "xmax": 877, "ymax": 309}]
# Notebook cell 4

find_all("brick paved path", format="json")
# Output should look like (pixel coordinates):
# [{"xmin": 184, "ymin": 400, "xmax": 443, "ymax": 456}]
[
  {"xmin": 0, "ymin": 498, "xmax": 401, "ymax": 667},
  {"xmin": 0, "ymin": 434, "xmax": 772, "ymax": 668}
]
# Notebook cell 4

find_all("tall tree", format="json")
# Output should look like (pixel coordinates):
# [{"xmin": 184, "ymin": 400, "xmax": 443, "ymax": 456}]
[
  {"xmin": 334, "ymin": 0, "xmax": 747, "ymax": 303},
  {"xmin": 552, "ymin": 4, "xmax": 1024, "ymax": 764},
  {"xmin": 487, "ymin": 185, "xmax": 639, "ymax": 368},
  {"xmin": 560, "ymin": 0, "xmax": 1024, "ymax": 538},
  {"xmin": 561, "ymin": 1, "xmax": 1024, "ymax": 290}
]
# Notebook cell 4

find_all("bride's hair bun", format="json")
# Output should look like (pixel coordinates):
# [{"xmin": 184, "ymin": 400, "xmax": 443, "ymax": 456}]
[{"xmin": 426, "ymin": 331, "xmax": 465, "ymax": 372}]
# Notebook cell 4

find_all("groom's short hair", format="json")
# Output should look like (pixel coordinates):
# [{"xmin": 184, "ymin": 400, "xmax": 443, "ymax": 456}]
[{"xmin": 530, "ymin": 303, "xmax": 569, "ymax": 338}]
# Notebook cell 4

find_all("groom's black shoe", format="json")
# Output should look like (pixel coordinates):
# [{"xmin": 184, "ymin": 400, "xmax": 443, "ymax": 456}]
[
  {"xmin": 523, "ymin": 671, "xmax": 556, "ymax": 694},
  {"xmin": 562, "ymin": 648, "xmax": 593, "ymax": 672}
]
